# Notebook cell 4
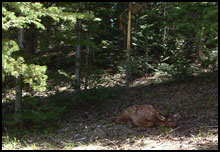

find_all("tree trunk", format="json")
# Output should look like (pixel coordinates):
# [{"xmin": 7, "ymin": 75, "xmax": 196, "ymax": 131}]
[
  {"xmin": 84, "ymin": 46, "xmax": 90, "ymax": 90},
  {"xmin": 15, "ymin": 28, "xmax": 24, "ymax": 121},
  {"xmin": 75, "ymin": 3, "xmax": 82, "ymax": 92},
  {"xmin": 125, "ymin": 2, "xmax": 132, "ymax": 90},
  {"xmin": 25, "ymin": 23, "xmax": 37, "ymax": 54},
  {"xmin": 15, "ymin": 75, "xmax": 22, "ymax": 121},
  {"xmin": 163, "ymin": 2, "xmax": 167, "ymax": 40}
]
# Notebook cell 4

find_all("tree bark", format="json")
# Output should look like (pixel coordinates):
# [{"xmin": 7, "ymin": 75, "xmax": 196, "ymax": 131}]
[
  {"xmin": 125, "ymin": 2, "xmax": 132, "ymax": 90},
  {"xmin": 25, "ymin": 23, "xmax": 37, "ymax": 54},
  {"xmin": 75, "ymin": 3, "xmax": 82, "ymax": 92},
  {"xmin": 84, "ymin": 46, "xmax": 90, "ymax": 90},
  {"xmin": 15, "ymin": 28, "xmax": 24, "ymax": 121}
]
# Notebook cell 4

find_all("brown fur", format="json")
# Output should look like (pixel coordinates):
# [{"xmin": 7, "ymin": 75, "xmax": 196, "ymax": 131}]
[{"xmin": 116, "ymin": 104, "xmax": 177, "ymax": 128}]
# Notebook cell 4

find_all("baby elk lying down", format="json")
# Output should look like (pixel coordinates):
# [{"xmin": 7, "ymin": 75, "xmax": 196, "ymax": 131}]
[{"xmin": 116, "ymin": 104, "xmax": 178, "ymax": 128}]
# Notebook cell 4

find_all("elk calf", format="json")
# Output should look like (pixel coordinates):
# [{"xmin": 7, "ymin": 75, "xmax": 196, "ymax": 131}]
[{"xmin": 116, "ymin": 104, "xmax": 177, "ymax": 128}]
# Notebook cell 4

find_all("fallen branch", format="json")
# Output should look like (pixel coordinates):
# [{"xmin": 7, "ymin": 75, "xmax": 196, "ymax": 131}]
[
  {"xmin": 197, "ymin": 115, "xmax": 205, "ymax": 121},
  {"xmin": 203, "ymin": 126, "xmax": 218, "ymax": 128},
  {"xmin": 169, "ymin": 125, "xmax": 183, "ymax": 133}
]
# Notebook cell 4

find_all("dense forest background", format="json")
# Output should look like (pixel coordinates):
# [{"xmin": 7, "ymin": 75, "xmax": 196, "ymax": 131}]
[{"xmin": 2, "ymin": 2, "xmax": 218, "ymax": 150}]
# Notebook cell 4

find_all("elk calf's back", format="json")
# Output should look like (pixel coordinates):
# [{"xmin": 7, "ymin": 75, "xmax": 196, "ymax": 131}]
[{"xmin": 116, "ymin": 104, "xmax": 177, "ymax": 128}]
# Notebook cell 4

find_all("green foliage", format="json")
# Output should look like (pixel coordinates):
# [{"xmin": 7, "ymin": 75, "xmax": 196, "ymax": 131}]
[
  {"xmin": 20, "ymin": 106, "xmax": 66, "ymax": 129},
  {"xmin": 3, "ymin": 2, "xmax": 218, "ymax": 89},
  {"xmin": 2, "ymin": 40, "xmax": 20, "ymax": 81},
  {"xmin": 155, "ymin": 63, "xmax": 173, "ymax": 77},
  {"xmin": 136, "ymin": 2, "xmax": 218, "ymax": 81},
  {"xmin": 200, "ymin": 47, "xmax": 218, "ymax": 70},
  {"xmin": 130, "ymin": 55, "xmax": 154, "ymax": 78},
  {"xmin": 2, "ymin": 2, "xmax": 94, "ymax": 92},
  {"xmin": 118, "ymin": 55, "xmax": 154, "ymax": 79},
  {"xmin": 69, "ymin": 86, "xmax": 124, "ymax": 110},
  {"xmin": 2, "ymin": 2, "xmax": 46, "ymax": 30},
  {"xmin": 3, "ymin": 96, "xmax": 67, "ymax": 130},
  {"xmin": 72, "ymin": 87, "xmax": 109, "ymax": 106},
  {"xmin": 2, "ymin": 2, "xmax": 50, "ymax": 92},
  {"xmin": 2, "ymin": 39, "xmax": 48, "ymax": 92},
  {"xmin": 82, "ymin": 68, "xmax": 109, "ymax": 89},
  {"xmin": 155, "ymin": 61, "xmax": 194, "ymax": 81}
]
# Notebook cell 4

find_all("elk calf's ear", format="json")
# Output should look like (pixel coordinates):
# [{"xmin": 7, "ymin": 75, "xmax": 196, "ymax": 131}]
[
  {"xmin": 157, "ymin": 114, "xmax": 166, "ymax": 121},
  {"xmin": 173, "ymin": 112, "xmax": 180, "ymax": 118}
]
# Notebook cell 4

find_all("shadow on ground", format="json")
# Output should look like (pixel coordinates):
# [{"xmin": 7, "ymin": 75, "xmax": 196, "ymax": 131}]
[{"xmin": 2, "ymin": 72, "xmax": 218, "ymax": 150}]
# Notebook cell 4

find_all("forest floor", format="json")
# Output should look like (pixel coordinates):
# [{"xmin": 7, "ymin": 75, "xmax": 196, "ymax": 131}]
[{"xmin": 2, "ymin": 72, "xmax": 218, "ymax": 150}]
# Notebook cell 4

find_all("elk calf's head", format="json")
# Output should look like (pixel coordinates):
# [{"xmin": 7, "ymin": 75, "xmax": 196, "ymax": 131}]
[
  {"xmin": 116, "ymin": 104, "xmax": 178, "ymax": 128},
  {"xmin": 156, "ymin": 113, "xmax": 177, "ymax": 128}
]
